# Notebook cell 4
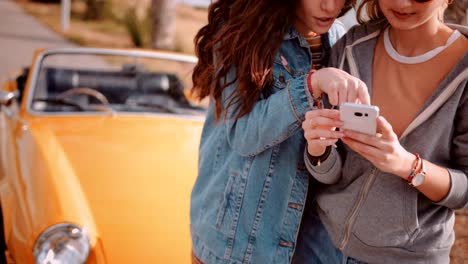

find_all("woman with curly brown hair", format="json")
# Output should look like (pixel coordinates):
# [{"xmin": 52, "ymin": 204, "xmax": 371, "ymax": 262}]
[{"xmin": 189, "ymin": 0, "xmax": 371, "ymax": 263}]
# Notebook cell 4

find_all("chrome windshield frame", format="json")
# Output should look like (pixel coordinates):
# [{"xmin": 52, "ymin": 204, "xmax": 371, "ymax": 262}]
[{"xmin": 25, "ymin": 48, "xmax": 198, "ymax": 117}]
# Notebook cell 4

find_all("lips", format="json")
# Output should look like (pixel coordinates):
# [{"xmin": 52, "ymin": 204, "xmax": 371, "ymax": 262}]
[
  {"xmin": 392, "ymin": 10, "xmax": 416, "ymax": 19},
  {"xmin": 315, "ymin": 17, "xmax": 335, "ymax": 27}
]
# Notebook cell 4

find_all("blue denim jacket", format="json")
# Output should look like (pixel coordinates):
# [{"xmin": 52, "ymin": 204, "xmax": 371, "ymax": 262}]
[{"xmin": 190, "ymin": 22, "xmax": 346, "ymax": 264}]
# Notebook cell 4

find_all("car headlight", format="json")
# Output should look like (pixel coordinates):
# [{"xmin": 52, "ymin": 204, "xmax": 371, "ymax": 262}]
[{"xmin": 33, "ymin": 223, "xmax": 90, "ymax": 264}]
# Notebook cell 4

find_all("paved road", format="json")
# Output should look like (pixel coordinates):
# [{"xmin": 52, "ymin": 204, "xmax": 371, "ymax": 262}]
[{"xmin": 0, "ymin": 0, "xmax": 74, "ymax": 83}]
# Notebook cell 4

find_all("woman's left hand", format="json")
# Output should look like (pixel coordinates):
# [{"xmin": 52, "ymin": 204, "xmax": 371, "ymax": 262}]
[{"xmin": 341, "ymin": 116, "xmax": 415, "ymax": 179}]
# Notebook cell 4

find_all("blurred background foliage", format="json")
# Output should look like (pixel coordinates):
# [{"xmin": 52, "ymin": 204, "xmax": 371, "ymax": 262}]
[
  {"xmin": 16, "ymin": 0, "xmax": 467, "ymax": 54},
  {"xmin": 445, "ymin": 0, "xmax": 468, "ymax": 26},
  {"xmin": 17, "ymin": 0, "xmax": 207, "ymax": 54}
]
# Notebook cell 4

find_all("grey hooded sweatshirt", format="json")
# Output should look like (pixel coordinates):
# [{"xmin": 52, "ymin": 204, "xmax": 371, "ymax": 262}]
[{"xmin": 305, "ymin": 22, "xmax": 468, "ymax": 264}]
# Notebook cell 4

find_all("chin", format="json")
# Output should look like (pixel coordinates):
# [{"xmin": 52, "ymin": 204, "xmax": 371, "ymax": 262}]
[
  {"xmin": 312, "ymin": 26, "xmax": 329, "ymax": 35},
  {"xmin": 389, "ymin": 21, "xmax": 425, "ymax": 31}
]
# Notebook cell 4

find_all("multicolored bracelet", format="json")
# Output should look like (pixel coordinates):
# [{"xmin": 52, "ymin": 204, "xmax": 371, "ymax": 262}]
[
  {"xmin": 306, "ymin": 69, "xmax": 323, "ymax": 108},
  {"xmin": 407, "ymin": 153, "xmax": 421, "ymax": 184}
]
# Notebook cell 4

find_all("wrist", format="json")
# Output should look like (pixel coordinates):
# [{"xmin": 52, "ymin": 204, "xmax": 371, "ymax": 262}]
[
  {"xmin": 308, "ymin": 147, "xmax": 326, "ymax": 157},
  {"xmin": 307, "ymin": 70, "xmax": 323, "ymax": 107},
  {"xmin": 396, "ymin": 152, "xmax": 417, "ymax": 179},
  {"xmin": 310, "ymin": 71, "xmax": 321, "ymax": 99},
  {"xmin": 307, "ymin": 145, "xmax": 332, "ymax": 167}
]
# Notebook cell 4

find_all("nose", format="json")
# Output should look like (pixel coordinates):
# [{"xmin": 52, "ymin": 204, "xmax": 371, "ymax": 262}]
[
  {"xmin": 320, "ymin": 0, "xmax": 340, "ymax": 14},
  {"xmin": 394, "ymin": 0, "xmax": 413, "ymax": 8}
]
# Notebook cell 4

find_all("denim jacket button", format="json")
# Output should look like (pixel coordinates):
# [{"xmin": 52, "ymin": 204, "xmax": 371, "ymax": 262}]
[{"xmin": 279, "ymin": 75, "xmax": 286, "ymax": 83}]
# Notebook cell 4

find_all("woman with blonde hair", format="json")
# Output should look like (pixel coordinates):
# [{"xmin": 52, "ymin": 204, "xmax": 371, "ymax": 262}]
[{"xmin": 302, "ymin": 0, "xmax": 467, "ymax": 263}]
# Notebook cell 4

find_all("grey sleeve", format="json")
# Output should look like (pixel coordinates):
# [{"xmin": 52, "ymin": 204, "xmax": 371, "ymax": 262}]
[
  {"xmin": 436, "ymin": 85, "xmax": 468, "ymax": 209},
  {"xmin": 304, "ymin": 147, "xmax": 342, "ymax": 184}
]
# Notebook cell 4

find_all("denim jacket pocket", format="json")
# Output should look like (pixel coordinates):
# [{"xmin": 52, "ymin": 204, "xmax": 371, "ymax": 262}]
[{"xmin": 215, "ymin": 170, "xmax": 241, "ymax": 231}]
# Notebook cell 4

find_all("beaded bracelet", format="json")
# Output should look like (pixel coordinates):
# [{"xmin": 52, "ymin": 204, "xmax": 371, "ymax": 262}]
[
  {"xmin": 407, "ymin": 153, "xmax": 421, "ymax": 183},
  {"xmin": 306, "ymin": 69, "xmax": 323, "ymax": 108}
]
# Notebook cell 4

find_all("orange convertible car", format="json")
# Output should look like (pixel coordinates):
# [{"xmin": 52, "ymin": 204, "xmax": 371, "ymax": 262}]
[{"xmin": 0, "ymin": 48, "xmax": 204, "ymax": 263}]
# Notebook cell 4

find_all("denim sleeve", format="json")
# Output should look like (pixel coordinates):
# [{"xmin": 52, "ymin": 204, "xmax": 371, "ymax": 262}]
[
  {"xmin": 436, "ymin": 86, "xmax": 468, "ymax": 209},
  {"xmin": 223, "ymin": 72, "xmax": 314, "ymax": 157}
]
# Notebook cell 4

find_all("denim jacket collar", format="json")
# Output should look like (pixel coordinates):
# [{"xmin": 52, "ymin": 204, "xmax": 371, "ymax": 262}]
[{"xmin": 284, "ymin": 25, "xmax": 331, "ymax": 49}]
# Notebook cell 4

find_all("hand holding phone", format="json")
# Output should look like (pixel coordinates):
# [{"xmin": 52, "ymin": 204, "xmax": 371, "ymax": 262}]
[{"xmin": 340, "ymin": 103, "xmax": 379, "ymax": 136}]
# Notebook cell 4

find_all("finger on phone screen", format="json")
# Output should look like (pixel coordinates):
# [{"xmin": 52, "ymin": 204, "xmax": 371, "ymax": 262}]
[
  {"xmin": 328, "ymin": 85, "xmax": 339, "ymax": 106},
  {"xmin": 358, "ymin": 82, "xmax": 370, "ymax": 105},
  {"xmin": 347, "ymin": 84, "xmax": 357, "ymax": 104}
]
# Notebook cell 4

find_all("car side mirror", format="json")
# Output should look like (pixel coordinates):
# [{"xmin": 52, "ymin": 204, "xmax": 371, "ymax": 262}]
[{"xmin": 0, "ymin": 90, "xmax": 19, "ymax": 106}]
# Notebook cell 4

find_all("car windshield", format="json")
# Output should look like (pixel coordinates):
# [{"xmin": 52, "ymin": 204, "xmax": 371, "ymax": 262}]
[{"xmin": 29, "ymin": 49, "xmax": 204, "ymax": 115}]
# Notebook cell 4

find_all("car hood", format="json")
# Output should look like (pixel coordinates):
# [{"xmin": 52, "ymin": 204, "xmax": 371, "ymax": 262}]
[{"xmin": 23, "ymin": 114, "xmax": 203, "ymax": 263}]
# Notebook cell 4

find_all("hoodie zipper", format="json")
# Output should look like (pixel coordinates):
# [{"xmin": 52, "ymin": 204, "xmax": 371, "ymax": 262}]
[{"xmin": 339, "ymin": 167, "xmax": 378, "ymax": 250}]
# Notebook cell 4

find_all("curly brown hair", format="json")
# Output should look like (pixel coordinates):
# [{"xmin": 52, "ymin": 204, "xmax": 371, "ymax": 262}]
[{"xmin": 191, "ymin": 0, "xmax": 356, "ymax": 120}]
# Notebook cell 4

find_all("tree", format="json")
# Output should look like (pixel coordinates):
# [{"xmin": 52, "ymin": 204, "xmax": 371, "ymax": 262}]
[
  {"xmin": 151, "ymin": 0, "xmax": 177, "ymax": 50},
  {"xmin": 84, "ymin": 0, "xmax": 108, "ymax": 20}
]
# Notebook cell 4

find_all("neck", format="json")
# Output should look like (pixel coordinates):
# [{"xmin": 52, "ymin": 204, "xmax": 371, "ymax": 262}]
[
  {"xmin": 389, "ymin": 20, "xmax": 453, "ymax": 57},
  {"xmin": 294, "ymin": 16, "xmax": 318, "ymax": 39}
]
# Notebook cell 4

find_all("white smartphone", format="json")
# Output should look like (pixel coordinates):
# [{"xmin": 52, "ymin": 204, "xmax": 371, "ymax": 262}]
[{"xmin": 340, "ymin": 103, "xmax": 380, "ymax": 135}]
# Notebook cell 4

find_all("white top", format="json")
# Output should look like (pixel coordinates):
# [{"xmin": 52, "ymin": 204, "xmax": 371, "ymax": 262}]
[{"xmin": 383, "ymin": 27, "xmax": 462, "ymax": 64}]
